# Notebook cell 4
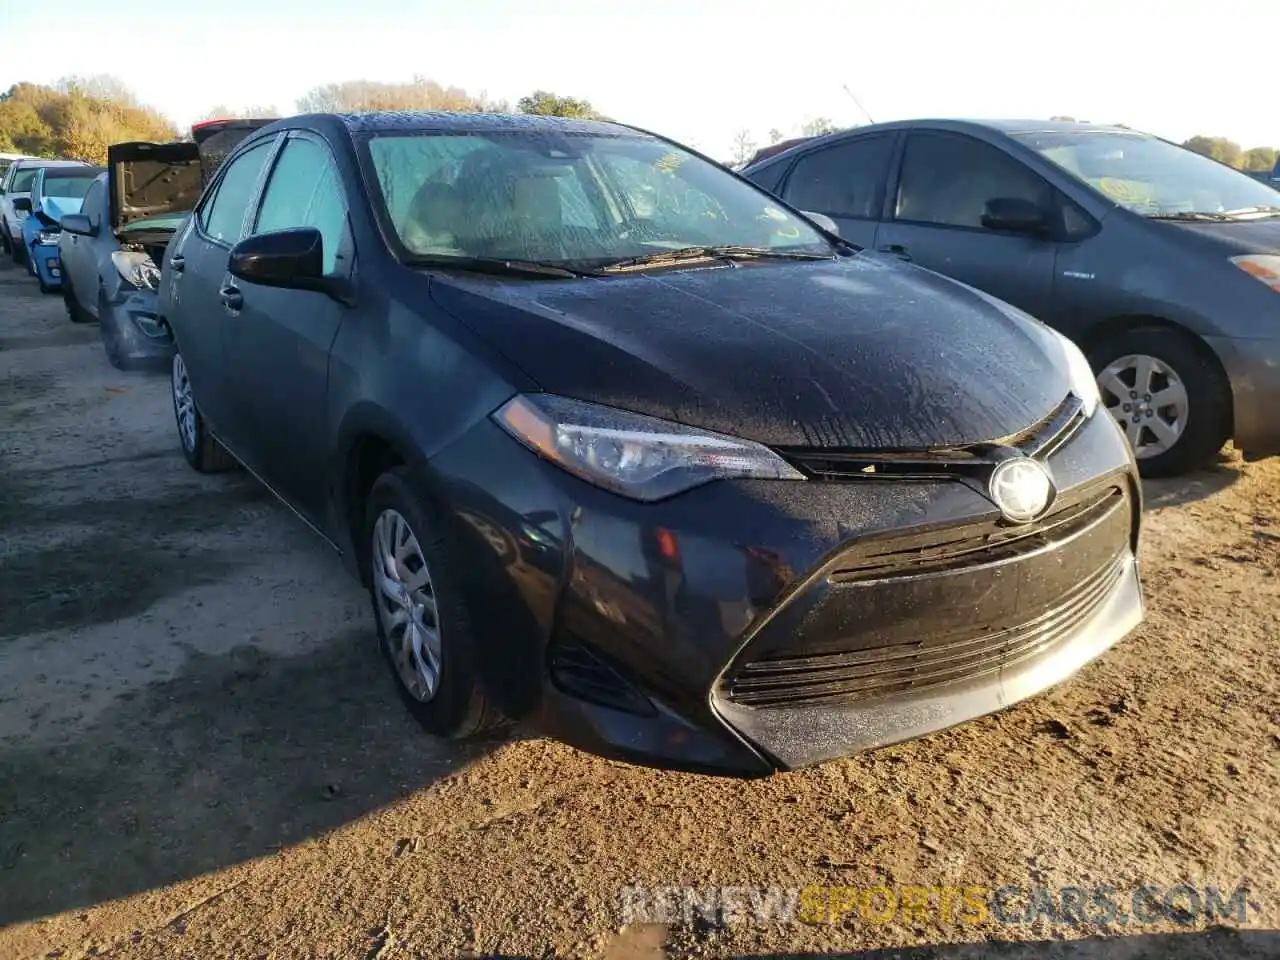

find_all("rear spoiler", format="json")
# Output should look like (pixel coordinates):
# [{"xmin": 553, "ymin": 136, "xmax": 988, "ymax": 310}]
[{"xmin": 191, "ymin": 117, "xmax": 278, "ymax": 146}]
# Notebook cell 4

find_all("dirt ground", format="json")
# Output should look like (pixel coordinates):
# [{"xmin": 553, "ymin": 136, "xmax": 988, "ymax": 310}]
[{"xmin": 0, "ymin": 257, "xmax": 1277, "ymax": 960}]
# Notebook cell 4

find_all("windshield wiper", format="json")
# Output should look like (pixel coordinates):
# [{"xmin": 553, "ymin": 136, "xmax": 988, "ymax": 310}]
[
  {"xmin": 597, "ymin": 245, "xmax": 835, "ymax": 273},
  {"xmin": 405, "ymin": 254, "xmax": 592, "ymax": 279},
  {"xmin": 1221, "ymin": 205, "xmax": 1280, "ymax": 218},
  {"xmin": 1146, "ymin": 211, "xmax": 1234, "ymax": 222}
]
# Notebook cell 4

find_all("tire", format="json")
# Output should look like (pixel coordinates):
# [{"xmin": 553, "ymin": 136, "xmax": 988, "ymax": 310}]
[
  {"xmin": 364, "ymin": 467, "xmax": 504, "ymax": 739},
  {"xmin": 37, "ymin": 270, "xmax": 53, "ymax": 294},
  {"xmin": 0, "ymin": 227, "xmax": 10, "ymax": 257},
  {"xmin": 1088, "ymin": 326, "xmax": 1231, "ymax": 478},
  {"xmin": 62, "ymin": 274, "xmax": 93, "ymax": 323},
  {"xmin": 171, "ymin": 351, "xmax": 237, "ymax": 473}
]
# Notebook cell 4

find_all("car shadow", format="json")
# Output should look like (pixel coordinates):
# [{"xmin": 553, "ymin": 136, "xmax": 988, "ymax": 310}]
[
  {"xmin": 0, "ymin": 628, "xmax": 516, "ymax": 928},
  {"xmin": 1140, "ymin": 455, "xmax": 1240, "ymax": 510},
  {"xmin": 717, "ymin": 927, "xmax": 1279, "ymax": 958}
]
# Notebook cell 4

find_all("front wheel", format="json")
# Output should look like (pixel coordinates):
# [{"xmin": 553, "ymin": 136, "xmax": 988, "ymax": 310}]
[
  {"xmin": 171, "ymin": 351, "xmax": 237, "ymax": 473},
  {"xmin": 364, "ymin": 468, "xmax": 504, "ymax": 739},
  {"xmin": 62, "ymin": 274, "xmax": 93, "ymax": 323},
  {"xmin": 1089, "ymin": 327, "xmax": 1230, "ymax": 477}
]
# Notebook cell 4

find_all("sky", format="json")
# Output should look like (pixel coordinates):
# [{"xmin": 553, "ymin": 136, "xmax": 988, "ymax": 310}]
[{"xmin": 1, "ymin": 0, "xmax": 1273, "ymax": 160}]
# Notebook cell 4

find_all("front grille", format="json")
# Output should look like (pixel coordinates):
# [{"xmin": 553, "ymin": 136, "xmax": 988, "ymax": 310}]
[
  {"xmin": 829, "ymin": 485, "xmax": 1124, "ymax": 584},
  {"xmin": 548, "ymin": 635, "xmax": 656, "ymax": 717},
  {"xmin": 723, "ymin": 553, "xmax": 1125, "ymax": 708},
  {"xmin": 780, "ymin": 394, "xmax": 1086, "ymax": 481}
]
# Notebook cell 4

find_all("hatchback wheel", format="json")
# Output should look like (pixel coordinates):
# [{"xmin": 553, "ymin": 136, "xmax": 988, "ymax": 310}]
[
  {"xmin": 171, "ymin": 351, "xmax": 237, "ymax": 472},
  {"xmin": 0, "ymin": 229, "xmax": 10, "ymax": 256},
  {"xmin": 364, "ymin": 467, "xmax": 503, "ymax": 739},
  {"xmin": 1089, "ymin": 327, "xmax": 1230, "ymax": 477}
]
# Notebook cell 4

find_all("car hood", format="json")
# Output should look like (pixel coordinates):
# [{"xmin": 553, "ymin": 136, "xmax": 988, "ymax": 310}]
[
  {"xmin": 107, "ymin": 141, "xmax": 201, "ymax": 234},
  {"xmin": 36, "ymin": 196, "xmax": 82, "ymax": 222},
  {"xmin": 429, "ymin": 255, "xmax": 1072, "ymax": 451},
  {"xmin": 1158, "ymin": 216, "xmax": 1280, "ymax": 255}
]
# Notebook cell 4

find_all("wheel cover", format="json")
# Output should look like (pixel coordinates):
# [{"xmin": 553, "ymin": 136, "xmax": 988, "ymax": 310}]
[
  {"xmin": 1097, "ymin": 353, "xmax": 1189, "ymax": 458},
  {"xmin": 372, "ymin": 508, "xmax": 442, "ymax": 702},
  {"xmin": 171, "ymin": 353, "xmax": 197, "ymax": 454}
]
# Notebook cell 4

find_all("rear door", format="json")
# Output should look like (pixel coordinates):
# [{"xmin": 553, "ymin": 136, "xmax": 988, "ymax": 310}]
[
  {"xmin": 773, "ymin": 133, "xmax": 898, "ymax": 247},
  {"xmin": 165, "ymin": 136, "xmax": 280, "ymax": 435},
  {"xmin": 221, "ymin": 132, "xmax": 354, "ymax": 523},
  {"xmin": 873, "ymin": 131, "xmax": 1065, "ymax": 324}
]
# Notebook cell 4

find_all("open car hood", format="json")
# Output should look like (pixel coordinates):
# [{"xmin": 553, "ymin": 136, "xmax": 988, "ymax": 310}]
[
  {"xmin": 36, "ymin": 195, "xmax": 83, "ymax": 223},
  {"xmin": 108, "ymin": 141, "xmax": 202, "ymax": 235}
]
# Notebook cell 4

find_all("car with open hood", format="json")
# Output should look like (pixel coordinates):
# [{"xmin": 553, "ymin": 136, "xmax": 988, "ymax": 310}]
[
  {"xmin": 160, "ymin": 111, "xmax": 1143, "ymax": 775},
  {"xmin": 19, "ymin": 164, "xmax": 104, "ymax": 292},
  {"xmin": 742, "ymin": 120, "xmax": 1280, "ymax": 476},
  {"xmin": 59, "ymin": 118, "xmax": 275, "ymax": 368}
]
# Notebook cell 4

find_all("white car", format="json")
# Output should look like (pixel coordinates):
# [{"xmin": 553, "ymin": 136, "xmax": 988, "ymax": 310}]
[{"xmin": 1, "ymin": 157, "xmax": 90, "ymax": 264}]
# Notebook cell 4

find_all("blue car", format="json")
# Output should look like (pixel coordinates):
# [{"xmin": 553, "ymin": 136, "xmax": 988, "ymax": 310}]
[{"xmin": 20, "ymin": 164, "xmax": 105, "ymax": 292}]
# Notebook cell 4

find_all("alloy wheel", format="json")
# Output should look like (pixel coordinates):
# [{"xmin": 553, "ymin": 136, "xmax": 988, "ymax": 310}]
[
  {"xmin": 372, "ymin": 508, "xmax": 442, "ymax": 702},
  {"xmin": 1097, "ymin": 353, "xmax": 1189, "ymax": 459},
  {"xmin": 171, "ymin": 353, "xmax": 197, "ymax": 453}
]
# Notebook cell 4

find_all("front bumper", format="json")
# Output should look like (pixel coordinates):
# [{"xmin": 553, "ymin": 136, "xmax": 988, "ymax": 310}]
[
  {"xmin": 29, "ymin": 242, "xmax": 62, "ymax": 287},
  {"xmin": 425, "ymin": 407, "xmax": 1143, "ymax": 776},
  {"xmin": 1205, "ymin": 335, "xmax": 1280, "ymax": 458},
  {"xmin": 100, "ymin": 286, "xmax": 174, "ymax": 367}
]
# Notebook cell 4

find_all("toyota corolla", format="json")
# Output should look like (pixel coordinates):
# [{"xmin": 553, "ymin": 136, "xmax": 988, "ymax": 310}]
[{"xmin": 161, "ymin": 112, "xmax": 1144, "ymax": 775}]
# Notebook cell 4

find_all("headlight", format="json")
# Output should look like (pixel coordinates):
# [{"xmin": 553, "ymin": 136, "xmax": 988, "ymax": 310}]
[
  {"xmin": 111, "ymin": 251, "xmax": 161, "ymax": 291},
  {"xmin": 1051, "ymin": 330, "xmax": 1099, "ymax": 418},
  {"xmin": 494, "ymin": 393, "xmax": 806, "ymax": 501},
  {"xmin": 1231, "ymin": 254, "xmax": 1280, "ymax": 292},
  {"xmin": 36, "ymin": 230, "xmax": 59, "ymax": 245}
]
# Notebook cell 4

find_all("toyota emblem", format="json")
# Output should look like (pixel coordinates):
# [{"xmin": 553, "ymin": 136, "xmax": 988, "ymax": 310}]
[{"xmin": 988, "ymin": 458, "xmax": 1055, "ymax": 523}]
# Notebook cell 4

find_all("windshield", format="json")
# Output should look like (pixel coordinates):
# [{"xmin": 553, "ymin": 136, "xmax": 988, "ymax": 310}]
[
  {"xmin": 364, "ymin": 130, "xmax": 831, "ymax": 268},
  {"xmin": 42, "ymin": 173, "xmax": 99, "ymax": 200},
  {"xmin": 1013, "ymin": 130, "xmax": 1280, "ymax": 218}
]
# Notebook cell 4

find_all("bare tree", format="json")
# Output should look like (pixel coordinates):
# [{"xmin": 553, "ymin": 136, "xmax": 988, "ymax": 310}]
[{"xmin": 731, "ymin": 129, "xmax": 757, "ymax": 167}]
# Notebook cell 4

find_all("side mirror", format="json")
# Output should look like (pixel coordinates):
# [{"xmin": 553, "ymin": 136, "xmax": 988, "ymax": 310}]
[
  {"xmin": 229, "ymin": 227, "xmax": 327, "ymax": 291},
  {"xmin": 801, "ymin": 210, "xmax": 841, "ymax": 235},
  {"xmin": 981, "ymin": 197, "xmax": 1050, "ymax": 235},
  {"xmin": 12, "ymin": 197, "xmax": 31, "ymax": 213},
  {"xmin": 61, "ymin": 213, "xmax": 95, "ymax": 237}
]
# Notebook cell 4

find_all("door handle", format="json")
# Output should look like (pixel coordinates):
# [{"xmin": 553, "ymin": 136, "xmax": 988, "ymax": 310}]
[
  {"xmin": 877, "ymin": 244, "xmax": 912, "ymax": 262},
  {"xmin": 169, "ymin": 254, "xmax": 185, "ymax": 274},
  {"xmin": 219, "ymin": 284, "xmax": 243, "ymax": 312}
]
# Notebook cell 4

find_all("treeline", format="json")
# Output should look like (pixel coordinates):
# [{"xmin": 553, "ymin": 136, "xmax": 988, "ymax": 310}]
[
  {"xmin": 1050, "ymin": 118, "xmax": 1276, "ymax": 172},
  {"xmin": 0, "ymin": 76, "xmax": 177, "ymax": 165},
  {"xmin": 0, "ymin": 76, "xmax": 604, "ymax": 164},
  {"xmin": 1181, "ymin": 136, "xmax": 1277, "ymax": 173}
]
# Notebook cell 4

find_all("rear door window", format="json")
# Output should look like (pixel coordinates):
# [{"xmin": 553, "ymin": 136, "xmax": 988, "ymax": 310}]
[
  {"xmin": 781, "ymin": 136, "xmax": 895, "ymax": 219},
  {"xmin": 199, "ymin": 141, "xmax": 274, "ymax": 244}
]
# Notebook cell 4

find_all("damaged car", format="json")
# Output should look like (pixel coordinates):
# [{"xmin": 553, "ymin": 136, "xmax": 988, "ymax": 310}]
[
  {"xmin": 18, "ymin": 164, "xmax": 103, "ymax": 292},
  {"xmin": 162, "ymin": 112, "xmax": 1144, "ymax": 775},
  {"xmin": 59, "ymin": 120, "xmax": 274, "ymax": 369}
]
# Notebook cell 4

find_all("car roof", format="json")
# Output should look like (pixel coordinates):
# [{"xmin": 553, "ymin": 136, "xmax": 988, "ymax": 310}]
[
  {"xmin": 740, "ymin": 119, "xmax": 1145, "ymax": 174},
  {"xmin": 12, "ymin": 158, "xmax": 91, "ymax": 168},
  {"xmin": 327, "ymin": 111, "xmax": 631, "ymax": 137}
]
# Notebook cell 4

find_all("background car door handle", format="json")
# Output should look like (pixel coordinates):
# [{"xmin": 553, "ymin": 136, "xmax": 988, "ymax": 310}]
[
  {"xmin": 169, "ymin": 255, "xmax": 185, "ymax": 274},
  {"xmin": 219, "ymin": 285, "xmax": 243, "ymax": 311},
  {"xmin": 878, "ymin": 244, "xmax": 912, "ymax": 262}
]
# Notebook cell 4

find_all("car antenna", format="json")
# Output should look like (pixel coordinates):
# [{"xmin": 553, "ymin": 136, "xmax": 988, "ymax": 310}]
[{"xmin": 841, "ymin": 84, "xmax": 875, "ymax": 125}]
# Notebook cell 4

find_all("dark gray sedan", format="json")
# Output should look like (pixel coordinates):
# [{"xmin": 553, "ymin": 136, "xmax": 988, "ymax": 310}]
[{"xmin": 742, "ymin": 120, "xmax": 1280, "ymax": 476}]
